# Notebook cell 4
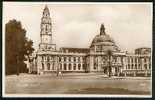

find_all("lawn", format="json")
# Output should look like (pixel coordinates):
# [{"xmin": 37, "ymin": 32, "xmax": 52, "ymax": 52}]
[{"xmin": 5, "ymin": 73, "xmax": 151, "ymax": 95}]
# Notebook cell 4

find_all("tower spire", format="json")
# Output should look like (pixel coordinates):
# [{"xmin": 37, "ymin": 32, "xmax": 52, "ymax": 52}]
[
  {"xmin": 43, "ymin": 5, "xmax": 50, "ymax": 17},
  {"xmin": 100, "ymin": 23, "xmax": 106, "ymax": 35}
]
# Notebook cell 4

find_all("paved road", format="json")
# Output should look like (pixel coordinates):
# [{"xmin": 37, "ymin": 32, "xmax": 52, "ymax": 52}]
[{"xmin": 5, "ymin": 73, "xmax": 151, "ymax": 95}]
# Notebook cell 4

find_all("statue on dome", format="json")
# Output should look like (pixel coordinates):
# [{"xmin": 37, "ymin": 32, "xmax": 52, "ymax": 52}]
[{"xmin": 100, "ymin": 23, "xmax": 106, "ymax": 35}]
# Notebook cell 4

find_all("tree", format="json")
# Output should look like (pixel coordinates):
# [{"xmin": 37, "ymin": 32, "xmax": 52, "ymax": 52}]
[
  {"xmin": 106, "ymin": 50, "xmax": 113, "ymax": 77},
  {"xmin": 5, "ymin": 19, "xmax": 34, "ymax": 75},
  {"xmin": 24, "ymin": 38, "xmax": 35, "ymax": 62}
]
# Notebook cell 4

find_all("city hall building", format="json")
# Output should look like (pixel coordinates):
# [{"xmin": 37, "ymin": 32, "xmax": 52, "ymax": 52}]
[{"xmin": 29, "ymin": 6, "xmax": 151, "ymax": 77}]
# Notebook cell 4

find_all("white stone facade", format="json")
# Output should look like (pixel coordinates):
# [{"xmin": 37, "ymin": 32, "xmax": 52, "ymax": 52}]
[{"xmin": 29, "ymin": 6, "xmax": 151, "ymax": 77}]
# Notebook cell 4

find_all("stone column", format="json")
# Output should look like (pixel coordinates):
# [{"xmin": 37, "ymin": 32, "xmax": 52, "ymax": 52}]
[
  {"xmin": 124, "ymin": 72, "xmax": 127, "ymax": 77},
  {"xmin": 89, "ymin": 55, "xmax": 94, "ymax": 72}
]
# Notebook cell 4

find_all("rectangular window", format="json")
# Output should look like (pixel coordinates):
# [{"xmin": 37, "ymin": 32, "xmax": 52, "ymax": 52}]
[
  {"xmin": 73, "ymin": 64, "xmax": 76, "ymax": 70},
  {"xmin": 64, "ymin": 64, "xmax": 66, "ymax": 70}
]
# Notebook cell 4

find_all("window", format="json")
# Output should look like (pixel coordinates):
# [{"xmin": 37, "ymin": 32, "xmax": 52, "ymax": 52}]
[
  {"xmin": 134, "ymin": 58, "xmax": 137, "ymax": 63},
  {"xmin": 69, "ymin": 57, "xmax": 71, "ymax": 62},
  {"xmin": 52, "ymin": 63, "xmax": 54, "ymax": 70},
  {"xmin": 131, "ymin": 64, "xmax": 134, "ymax": 69},
  {"xmin": 82, "ymin": 64, "xmax": 85, "ymax": 70},
  {"xmin": 42, "ymin": 56, "xmax": 44, "ymax": 61},
  {"xmin": 47, "ymin": 56, "xmax": 50, "ymax": 62},
  {"xmin": 144, "ymin": 64, "xmax": 147, "ymax": 69},
  {"xmin": 47, "ymin": 63, "xmax": 50, "ymax": 70},
  {"xmin": 78, "ymin": 64, "xmax": 81, "ymax": 70},
  {"xmin": 59, "ymin": 57, "xmax": 61, "ymax": 62},
  {"xmin": 51, "ymin": 56, "xmax": 53, "ymax": 61},
  {"xmin": 131, "ymin": 58, "xmax": 133, "ymax": 63},
  {"xmin": 60, "ymin": 64, "xmax": 62, "ymax": 70},
  {"xmin": 74, "ymin": 57, "xmax": 76, "ymax": 62},
  {"xmin": 144, "ymin": 58, "xmax": 147, "ymax": 62},
  {"xmin": 42, "ymin": 63, "xmax": 44, "ymax": 70},
  {"xmin": 64, "ymin": 57, "xmax": 66, "ymax": 62},
  {"xmin": 128, "ymin": 58, "xmax": 130, "ymax": 63},
  {"xmin": 73, "ymin": 64, "xmax": 76, "ymax": 70},
  {"xmin": 61, "ymin": 57, "xmax": 63, "ymax": 61},
  {"xmin": 78, "ymin": 57, "xmax": 80, "ymax": 62},
  {"xmin": 149, "ymin": 64, "xmax": 151, "ymax": 69},
  {"xmin": 113, "ymin": 57, "xmax": 116, "ymax": 62},
  {"xmin": 69, "ymin": 64, "xmax": 72, "ymax": 70},
  {"xmin": 135, "ymin": 64, "xmax": 137, "ymax": 69},
  {"xmin": 82, "ymin": 58, "xmax": 85, "ymax": 62},
  {"xmin": 139, "ymin": 64, "xmax": 141, "ymax": 69},
  {"xmin": 128, "ymin": 64, "xmax": 130, "ymax": 69},
  {"xmin": 64, "ymin": 63, "xmax": 67, "ymax": 70}
]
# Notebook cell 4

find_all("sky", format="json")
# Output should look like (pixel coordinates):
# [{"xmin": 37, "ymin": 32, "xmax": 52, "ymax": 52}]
[{"xmin": 3, "ymin": 2, "xmax": 153, "ymax": 53}]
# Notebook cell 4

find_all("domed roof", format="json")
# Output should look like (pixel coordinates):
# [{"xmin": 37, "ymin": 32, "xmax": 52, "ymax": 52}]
[
  {"xmin": 90, "ymin": 24, "xmax": 120, "ymax": 52},
  {"xmin": 92, "ymin": 34, "xmax": 114, "ymax": 44}
]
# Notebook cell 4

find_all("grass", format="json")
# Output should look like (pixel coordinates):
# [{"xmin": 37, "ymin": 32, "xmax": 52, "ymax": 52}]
[{"xmin": 5, "ymin": 74, "xmax": 151, "ymax": 95}]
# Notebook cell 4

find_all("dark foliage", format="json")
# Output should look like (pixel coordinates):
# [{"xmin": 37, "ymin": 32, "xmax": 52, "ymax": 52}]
[{"xmin": 5, "ymin": 19, "xmax": 34, "ymax": 75}]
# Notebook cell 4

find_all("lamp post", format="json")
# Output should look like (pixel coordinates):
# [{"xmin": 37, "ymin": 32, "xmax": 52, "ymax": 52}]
[{"xmin": 56, "ymin": 55, "xmax": 59, "ymax": 76}]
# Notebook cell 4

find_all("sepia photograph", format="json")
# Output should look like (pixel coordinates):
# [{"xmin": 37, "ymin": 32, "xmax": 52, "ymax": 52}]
[{"xmin": 2, "ymin": 2, "xmax": 152, "ymax": 97}]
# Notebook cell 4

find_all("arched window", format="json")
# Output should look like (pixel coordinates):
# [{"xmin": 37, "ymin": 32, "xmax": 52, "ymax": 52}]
[
  {"xmin": 47, "ymin": 63, "xmax": 50, "ymax": 70},
  {"xmin": 78, "ymin": 64, "xmax": 81, "ymax": 70}
]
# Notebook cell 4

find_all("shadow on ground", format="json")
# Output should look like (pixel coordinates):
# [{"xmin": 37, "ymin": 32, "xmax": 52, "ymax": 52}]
[{"xmin": 65, "ymin": 87, "xmax": 150, "ymax": 95}]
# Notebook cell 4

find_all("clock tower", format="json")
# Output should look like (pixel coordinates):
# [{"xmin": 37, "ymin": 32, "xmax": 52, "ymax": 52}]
[{"xmin": 39, "ymin": 5, "xmax": 56, "ymax": 51}]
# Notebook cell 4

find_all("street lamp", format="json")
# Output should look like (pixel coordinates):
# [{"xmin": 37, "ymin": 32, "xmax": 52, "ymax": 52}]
[{"xmin": 56, "ymin": 56, "xmax": 60, "ymax": 76}]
